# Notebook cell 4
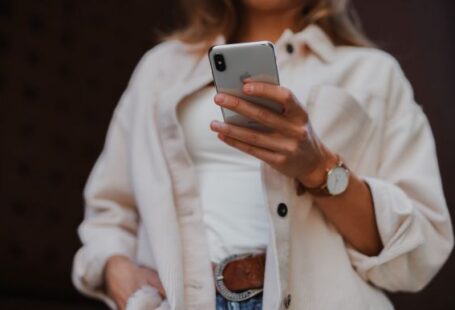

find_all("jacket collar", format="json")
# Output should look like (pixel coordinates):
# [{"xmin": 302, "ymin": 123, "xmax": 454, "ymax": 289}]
[
  {"xmin": 276, "ymin": 24, "xmax": 336, "ymax": 63},
  {"xmin": 205, "ymin": 24, "xmax": 335, "ymax": 63}
]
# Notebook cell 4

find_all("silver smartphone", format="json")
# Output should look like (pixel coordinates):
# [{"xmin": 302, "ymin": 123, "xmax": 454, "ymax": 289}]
[{"xmin": 208, "ymin": 41, "xmax": 282, "ymax": 132}]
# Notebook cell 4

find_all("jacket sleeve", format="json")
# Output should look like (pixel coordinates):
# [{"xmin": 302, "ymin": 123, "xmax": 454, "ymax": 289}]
[
  {"xmin": 71, "ymin": 86, "xmax": 139, "ymax": 307},
  {"xmin": 347, "ymin": 59, "xmax": 454, "ymax": 292}
]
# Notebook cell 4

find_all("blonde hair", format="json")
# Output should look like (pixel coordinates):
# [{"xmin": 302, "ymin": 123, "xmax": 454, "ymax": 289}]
[{"xmin": 168, "ymin": 0, "xmax": 373, "ymax": 50}]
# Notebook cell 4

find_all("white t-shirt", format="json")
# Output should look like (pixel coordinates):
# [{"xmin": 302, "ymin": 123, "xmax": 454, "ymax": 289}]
[{"xmin": 177, "ymin": 86, "xmax": 270, "ymax": 263}]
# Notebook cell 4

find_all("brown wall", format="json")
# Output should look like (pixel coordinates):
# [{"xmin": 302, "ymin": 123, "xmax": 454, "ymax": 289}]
[
  {"xmin": 0, "ymin": 0, "xmax": 454, "ymax": 308},
  {"xmin": 353, "ymin": 1, "xmax": 455, "ymax": 308}
]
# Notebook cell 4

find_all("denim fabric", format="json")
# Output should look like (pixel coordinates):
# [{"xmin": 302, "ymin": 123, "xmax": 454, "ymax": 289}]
[{"xmin": 215, "ymin": 293, "xmax": 263, "ymax": 310}]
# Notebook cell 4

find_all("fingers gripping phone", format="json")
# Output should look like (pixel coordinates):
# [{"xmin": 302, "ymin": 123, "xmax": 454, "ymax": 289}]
[{"xmin": 208, "ymin": 41, "xmax": 282, "ymax": 132}]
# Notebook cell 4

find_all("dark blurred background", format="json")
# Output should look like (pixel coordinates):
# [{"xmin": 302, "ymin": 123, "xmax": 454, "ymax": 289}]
[{"xmin": 0, "ymin": 0, "xmax": 454, "ymax": 309}]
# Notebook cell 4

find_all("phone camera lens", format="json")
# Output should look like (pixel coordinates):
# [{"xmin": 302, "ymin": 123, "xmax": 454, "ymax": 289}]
[{"xmin": 214, "ymin": 54, "xmax": 226, "ymax": 72}]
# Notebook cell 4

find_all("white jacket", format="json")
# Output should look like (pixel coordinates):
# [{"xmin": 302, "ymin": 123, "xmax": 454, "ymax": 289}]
[{"xmin": 72, "ymin": 25, "xmax": 453, "ymax": 310}]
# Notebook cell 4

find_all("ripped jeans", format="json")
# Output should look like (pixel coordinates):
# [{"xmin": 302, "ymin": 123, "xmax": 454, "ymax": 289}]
[{"xmin": 215, "ymin": 292, "xmax": 263, "ymax": 310}]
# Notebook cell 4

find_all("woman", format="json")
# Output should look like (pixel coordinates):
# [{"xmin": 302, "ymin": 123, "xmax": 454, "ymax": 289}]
[{"xmin": 72, "ymin": 0, "xmax": 453, "ymax": 309}]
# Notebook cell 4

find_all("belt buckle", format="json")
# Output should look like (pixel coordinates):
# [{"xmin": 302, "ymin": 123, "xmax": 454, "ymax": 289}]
[{"xmin": 214, "ymin": 253, "xmax": 263, "ymax": 302}]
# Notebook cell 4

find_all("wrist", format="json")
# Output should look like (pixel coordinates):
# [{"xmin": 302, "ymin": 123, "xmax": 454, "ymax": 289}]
[
  {"xmin": 297, "ymin": 149, "xmax": 338, "ymax": 188},
  {"xmin": 106, "ymin": 254, "xmax": 131, "ymax": 267},
  {"xmin": 104, "ymin": 255, "xmax": 133, "ymax": 280}
]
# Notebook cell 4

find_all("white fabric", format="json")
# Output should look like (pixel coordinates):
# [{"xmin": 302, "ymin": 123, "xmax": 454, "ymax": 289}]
[
  {"xmin": 176, "ymin": 86, "xmax": 269, "ymax": 263},
  {"xmin": 126, "ymin": 285, "xmax": 166, "ymax": 310},
  {"xmin": 71, "ymin": 24, "xmax": 453, "ymax": 310}
]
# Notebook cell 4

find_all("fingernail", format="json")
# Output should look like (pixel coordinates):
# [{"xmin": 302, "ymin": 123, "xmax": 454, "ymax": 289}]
[
  {"xmin": 210, "ymin": 120, "xmax": 224, "ymax": 130},
  {"xmin": 214, "ymin": 94, "xmax": 225, "ymax": 104},
  {"xmin": 243, "ymin": 84, "xmax": 253, "ymax": 94}
]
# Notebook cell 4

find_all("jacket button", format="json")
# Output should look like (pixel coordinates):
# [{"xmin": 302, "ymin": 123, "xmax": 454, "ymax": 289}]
[
  {"xmin": 284, "ymin": 294, "xmax": 292, "ymax": 308},
  {"xmin": 285, "ymin": 43, "xmax": 294, "ymax": 54},
  {"xmin": 277, "ymin": 203, "xmax": 288, "ymax": 217}
]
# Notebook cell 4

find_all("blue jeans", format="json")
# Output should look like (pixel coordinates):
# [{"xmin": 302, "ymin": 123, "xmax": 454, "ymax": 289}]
[{"xmin": 216, "ymin": 292, "xmax": 263, "ymax": 310}]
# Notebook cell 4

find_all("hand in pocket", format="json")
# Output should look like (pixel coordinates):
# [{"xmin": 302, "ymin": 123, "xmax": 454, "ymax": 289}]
[{"xmin": 104, "ymin": 255, "xmax": 166, "ymax": 310}]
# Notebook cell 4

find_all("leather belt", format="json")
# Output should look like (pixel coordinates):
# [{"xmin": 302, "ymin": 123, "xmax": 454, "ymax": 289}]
[{"xmin": 212, "ymin": 253, "xmax": 266, "ymax": 302}]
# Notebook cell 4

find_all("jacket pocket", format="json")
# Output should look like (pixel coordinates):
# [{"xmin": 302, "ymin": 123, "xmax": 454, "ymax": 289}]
[{"xmin": 306, "ymin": 85, "xmax": 376, "ymax": 169}]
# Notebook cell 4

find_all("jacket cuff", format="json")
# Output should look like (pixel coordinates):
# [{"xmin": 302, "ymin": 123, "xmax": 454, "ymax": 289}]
[
  {"xmin": 72, "ymin": 236, "xmax": 136, "ymax": 308},
  {"xmin": 346, "ymin": 176, "xmax": 424, "ymax": 276}
]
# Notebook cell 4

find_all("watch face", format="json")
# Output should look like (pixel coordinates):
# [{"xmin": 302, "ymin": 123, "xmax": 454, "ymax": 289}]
[{"xmin": 327, "ymin": 166, "xmax": 349, "ymax": 195}]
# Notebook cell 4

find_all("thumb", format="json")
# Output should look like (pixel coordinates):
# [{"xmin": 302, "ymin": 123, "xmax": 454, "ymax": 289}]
[{"xmin": 140, "ymin": 267, "xmax": 166, "ymax": 298}]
